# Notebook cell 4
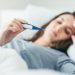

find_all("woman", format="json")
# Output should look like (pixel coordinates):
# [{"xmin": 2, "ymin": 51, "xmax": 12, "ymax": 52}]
[{"xmin": 0, "ymin": 12, "xmax": 75, "ymax": 74}]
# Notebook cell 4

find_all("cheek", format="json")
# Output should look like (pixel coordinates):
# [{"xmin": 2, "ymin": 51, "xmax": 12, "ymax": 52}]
[
  {"xmin": 56, "ymin": 32, "xmax": 70, "ymax": 40},
  {"xmin": 45, "ymin": 23, "xmax": 56, "ymax": 32},
  {"xmin": 46, "ymin": 21, "xmax": 56, "ymax": 28}
]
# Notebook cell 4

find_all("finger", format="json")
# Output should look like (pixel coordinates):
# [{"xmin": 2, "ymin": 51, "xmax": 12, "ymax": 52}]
[
  {"xmin": 8, "ymin": 23, "xmax": 21, "ymax": 32},
  {"xmin": 71, "ymin": 35, "xmax": 75, "ymax": 39},
  {"xmin": 12, "ymin": 19, "xmax": 23, "ymax": 29},
  {"xmin": 13, "ymin": 18, "xmax": 27, "ymax": 29},
  {"xmin": 13, "ymin": 18, "xmax": 27, "ymax": 24},
  {"xmin": 71, "ymin": 35, "xmax": 75, "ymax": 44}
]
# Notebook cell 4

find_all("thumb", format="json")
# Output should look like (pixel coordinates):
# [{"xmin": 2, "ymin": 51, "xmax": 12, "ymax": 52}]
[{"xmin": 71, "ymin": 35, "xmax": 75, "ymax": 45}]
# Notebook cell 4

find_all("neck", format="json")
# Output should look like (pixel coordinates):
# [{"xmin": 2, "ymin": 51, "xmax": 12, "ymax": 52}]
[{"xmin": 34, "ymin": 36, "xmax": 53, "ymax": 47}]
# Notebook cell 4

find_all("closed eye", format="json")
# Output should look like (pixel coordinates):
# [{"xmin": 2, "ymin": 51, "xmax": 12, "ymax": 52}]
[
  {"xmin": 57, "ymin": 21, "xmax": 62, "ymax": 24},
  {"xmin": 64, "ymin": 28, "xmax": 73, "ymax": 35}
]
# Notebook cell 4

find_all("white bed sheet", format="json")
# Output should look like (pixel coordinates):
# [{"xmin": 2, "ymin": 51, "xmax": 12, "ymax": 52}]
[
  {"xmin": 0, "ymin": 47, "xmax": 69, "ymax": 75},
  {"xmin": 0, "ymin": 47, "xmax": 28, "ymax": 73}
]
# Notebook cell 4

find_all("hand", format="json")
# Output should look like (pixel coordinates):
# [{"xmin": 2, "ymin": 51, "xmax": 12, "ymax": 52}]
[
  {"xmin": 71, "ymin": 35, "xmax": 75, "ymax": 45},
  {"xmin": 0, "ymin": 18, "xmax": 27, "ymax": 46},
  {"xmin": 71, "ymin": 21, "xmax": 75, "ymax": 45}
]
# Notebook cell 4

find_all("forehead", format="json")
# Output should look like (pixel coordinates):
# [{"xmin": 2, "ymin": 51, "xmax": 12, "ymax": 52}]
[
  {"xmin": 56, "ymin": 14, "xmax": 74, "ymax": 22},
  {"xmin": 57, "ymin": 14, "xmax": 75, "ymax": 34}
]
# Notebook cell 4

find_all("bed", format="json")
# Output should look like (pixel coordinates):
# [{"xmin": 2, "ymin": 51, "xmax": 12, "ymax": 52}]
[{"xmin": 0, "ymin": 4, "xmax": 75, "ymax": 75}]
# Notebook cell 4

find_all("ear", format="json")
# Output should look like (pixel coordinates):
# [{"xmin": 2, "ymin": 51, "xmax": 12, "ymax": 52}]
[{"xmin": 71, "ymin": 35, "xmax": 75, "ymax": 45}]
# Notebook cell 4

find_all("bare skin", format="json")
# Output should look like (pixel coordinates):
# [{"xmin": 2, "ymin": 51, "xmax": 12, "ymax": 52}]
[
  {"xmin": 0, "ymin": 14, "xmax": 75, "ymax": 47},
  {"xmin": 34, "ymin": 14, "xmax": 75, "ymax": 47},
  {"xmin": 0, "ymin": 19, "xmax": 25, "ymax": 46}
]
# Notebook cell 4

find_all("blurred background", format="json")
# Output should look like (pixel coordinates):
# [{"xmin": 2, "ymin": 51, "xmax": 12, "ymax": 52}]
[
  {"xmin": 0, "ymin": 0, "xmax": 74, "ymax": 10},
  {"xmin": 0, "ymin": 0, "xmax": 75, "ymax": 27}
]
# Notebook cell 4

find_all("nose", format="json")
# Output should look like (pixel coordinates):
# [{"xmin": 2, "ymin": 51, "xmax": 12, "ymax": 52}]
[
  {"xmin": 55, "ymin": 26, "xmax": 62, "ymax": 33},
  {"xmin": 55, "ymin": 26, "xmax": 67, "ymax": 34}
]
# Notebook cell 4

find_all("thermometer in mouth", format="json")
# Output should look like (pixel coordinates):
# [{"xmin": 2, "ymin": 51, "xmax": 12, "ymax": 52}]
[{"xmin": 23, "ymin": 23, "xmax": 44, "ymax": 30}]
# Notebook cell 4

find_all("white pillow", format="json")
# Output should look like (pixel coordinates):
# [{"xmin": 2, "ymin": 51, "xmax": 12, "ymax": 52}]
[
  {"xmin": 19, "ymin": 5, "xmax": 56, "ymax": 40},
  {"xmin": 1, "ymin": 4, "xmax": 56, "ymax": 40},
  {"xmin": 67, "ymin": 45, "xmax": 75, "ymax": 62}
]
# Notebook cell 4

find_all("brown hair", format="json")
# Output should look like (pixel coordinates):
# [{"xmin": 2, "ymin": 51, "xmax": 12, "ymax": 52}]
[{"xmin": 26, "ymin": 12, "xmax": 75, "ymax": 53}]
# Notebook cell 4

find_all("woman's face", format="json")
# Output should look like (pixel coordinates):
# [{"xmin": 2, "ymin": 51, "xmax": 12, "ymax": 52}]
[{"xmin": 43, "ymin": 14, "xmax": 75, "ymax": 43}]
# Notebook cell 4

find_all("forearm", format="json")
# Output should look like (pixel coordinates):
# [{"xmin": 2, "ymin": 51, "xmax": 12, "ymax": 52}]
[
  {"xmin": 0, "ymin": 31, "xmax": 6, "ymax": 46},
  {"xmin": 0, "ymin": 30, "xmax": 11, "ymax": 46},
  {"xmin": 57, "ymin": 53, "xmax": 75, "ymax": 75}
]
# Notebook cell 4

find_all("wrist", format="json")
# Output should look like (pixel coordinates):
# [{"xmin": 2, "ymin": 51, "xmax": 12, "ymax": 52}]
[{"xmin": 0, "ymin": 30, "xmax": 6, "ymax": 46}]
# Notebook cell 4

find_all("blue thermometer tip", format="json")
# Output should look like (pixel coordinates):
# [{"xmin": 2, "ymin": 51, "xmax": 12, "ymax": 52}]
[
  {"xmin": 23, "ymin": 23, "xmax": 44, "ymax": 31},
  {"xmin": 32, "ymin": 25, "xmax": 44, "ymax": 30}
]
